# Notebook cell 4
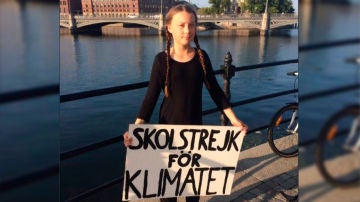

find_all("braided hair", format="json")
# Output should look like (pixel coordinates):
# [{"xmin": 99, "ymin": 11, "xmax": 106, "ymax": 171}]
[{"xmin": 164, "ymin": 4, "xmax": 210, "ymax": 97}]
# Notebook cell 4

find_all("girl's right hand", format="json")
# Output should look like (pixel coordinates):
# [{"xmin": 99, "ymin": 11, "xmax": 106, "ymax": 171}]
[{"xmin": 123, "ymin": 131, "xmax": 132, "ymax": 147}]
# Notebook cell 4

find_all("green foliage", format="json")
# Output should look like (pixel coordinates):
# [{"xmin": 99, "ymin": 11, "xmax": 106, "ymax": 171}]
[
  {"xmin": 221, "ymin": 0, "xmax": 232, "ymax": 12},
  {"xmin": 209, "ymin": 0, "xmax": 221, "ymax": 14},
  {"xmin": 198, "ymin": 7, "xmax": 216, "ymax": 15},
  {"xmin": 240, "ymin": 0, "xmax": 295, "ymax": 14},
  {"xmin": 208, "ymin": 0, "xmax": 232, "ymax": 14}
]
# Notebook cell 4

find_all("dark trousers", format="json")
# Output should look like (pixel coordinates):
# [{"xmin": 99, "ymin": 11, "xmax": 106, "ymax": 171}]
[{"xmin": 160, "ymin": 196, "xmax": 199, "ymax": 202}]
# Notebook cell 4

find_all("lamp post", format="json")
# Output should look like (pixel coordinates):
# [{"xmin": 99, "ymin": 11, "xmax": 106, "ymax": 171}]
[{"xmin": 265, "ymin": 0, "xmax": 269, "ymax": 14}]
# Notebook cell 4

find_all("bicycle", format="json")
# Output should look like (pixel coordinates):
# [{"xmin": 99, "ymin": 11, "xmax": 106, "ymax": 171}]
[
  {"xmin": 315, "ymin": 56, "xmax": 360, "ymax": 187},
  {"xmin": 315, "ymin": 104, "xmax": 360, "ymax": 187},
  {"xmin": 267, "ymin": 70, "xmax": 299, "ymax": 158}
]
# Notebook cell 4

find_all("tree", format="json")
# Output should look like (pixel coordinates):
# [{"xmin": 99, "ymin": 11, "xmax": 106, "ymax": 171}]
[
  {"xmin": 240, "ymin": 0, "xmax": 295, "ymax": 14},
  {"xmin": 209, "ymin": 0, "xmax": 221, "ymax": 14},
  {"xmin": 209, "ymin": 0, "xmax": 232, "ymax": 14},
  {"xmin": 198, "ymin": 7, "xmax": 217, "ymax": 15},
  {"xmin": 221, "ymin": 0, "xmax": 232, "ymax": 13}
]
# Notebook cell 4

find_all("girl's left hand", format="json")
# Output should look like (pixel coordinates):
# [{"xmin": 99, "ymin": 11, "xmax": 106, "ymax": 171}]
[{"xmin": 231, "ymin": 119, "xmax": 248, "ymax": 135}]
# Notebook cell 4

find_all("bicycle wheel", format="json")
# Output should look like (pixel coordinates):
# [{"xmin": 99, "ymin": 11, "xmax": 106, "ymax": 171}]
[
  {"xmin": 315, "ymin": 105, "xmax": 360, "ymax": 187},
  {"xmin": 267, "ymin": 104, "xmax": 298, "ymax": 157}
]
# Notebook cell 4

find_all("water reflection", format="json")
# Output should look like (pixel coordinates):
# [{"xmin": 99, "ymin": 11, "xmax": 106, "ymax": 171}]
[
  {"xmin": 0, "ymin": 0, "xmax": 59, "ymax": 201},
  {"xmin": 1, "ymin": 0, "xmax": 58, "ymax": 92},
  {"xmin": 60, "ymin": 28, "xmax": 297, "ymax": 96},
  {"xmin": 300, "ymin": 1, "xmax": 360, "ymax": 44},
  {"xmin": 258, "ymin": 35, "xmax": 269, "ymax": 63}
]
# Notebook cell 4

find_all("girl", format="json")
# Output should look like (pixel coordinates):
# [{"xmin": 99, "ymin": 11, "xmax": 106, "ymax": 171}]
[{"xmin": 124, "ymin": 3, "xmax": 248, "ymax": 202}]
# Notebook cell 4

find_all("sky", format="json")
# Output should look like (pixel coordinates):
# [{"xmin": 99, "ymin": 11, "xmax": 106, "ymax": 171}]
[{"xmin": 190, "ymin": 0, "xmax": 299, "ymax": 13}]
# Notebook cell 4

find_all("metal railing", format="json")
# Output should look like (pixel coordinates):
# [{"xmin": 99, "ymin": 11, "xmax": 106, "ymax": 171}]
[
  {"xmin": 0, "ymin": 84, "xmax": 59, "ymax": 104},
  {"xmin": 58, "ymin": 57, "xmax": 298, "ymax": 161},
  {"xmin": 60, "ymin": 59, "xmax": 298, "ymax": 103}
]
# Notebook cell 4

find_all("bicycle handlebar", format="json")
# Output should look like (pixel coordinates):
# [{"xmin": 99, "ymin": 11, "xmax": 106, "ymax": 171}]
[
  {"xmin": 345, "ymin": 56, "xmax": 360, "ymax": 65},
  {"xmin": 287, "ymin": 71, "xmax": 298, "ymax": 76}
]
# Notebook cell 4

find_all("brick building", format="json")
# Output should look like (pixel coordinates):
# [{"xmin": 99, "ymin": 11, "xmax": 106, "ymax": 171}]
[
  {"xmin": 60, "ymin": 0, "xmax": 176, "ymax": 17},
  {"xmin": 60, "ymin": 0, "xmax": 82, "ymax": 15}
]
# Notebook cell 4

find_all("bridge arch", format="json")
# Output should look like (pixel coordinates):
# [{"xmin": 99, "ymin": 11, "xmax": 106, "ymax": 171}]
[
  {"xmin": 60, "ymin": 22, "xmax": 70, "ymax": 28},
  {"xmin": 75, "ymin": 19, "xmax": 160, "ymax": 30},
  {"xmin": 270, "ymin": 22, "xmax": 298, "ymax": 29}
]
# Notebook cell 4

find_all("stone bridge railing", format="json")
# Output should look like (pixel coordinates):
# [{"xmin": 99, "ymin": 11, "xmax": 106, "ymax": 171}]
[
  {"xmin": 59, "ymin": 13, "xmax": 298, "ymax": 31},
  {"xmin": 60, "ymin": 13, "xmax": 297, "ymax": 20}
]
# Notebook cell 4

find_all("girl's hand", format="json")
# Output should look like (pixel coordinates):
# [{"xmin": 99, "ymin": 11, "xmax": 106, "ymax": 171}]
[
  {"xmin": 231, "ymin": 119, "xmax": 248, "ymax": 135},
  {"xmin": 222, "ymin": 108, "xmax": 248, "ymax": 135},
  {"xmin": 123, "ymin": 131, "xmax": 133, "ymax": 147}
]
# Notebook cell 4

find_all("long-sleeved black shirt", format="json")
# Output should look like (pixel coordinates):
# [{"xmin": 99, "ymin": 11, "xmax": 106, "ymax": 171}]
[{"xmin": 137, "ymin": 48, "xmax": 230, "ymax": 125}]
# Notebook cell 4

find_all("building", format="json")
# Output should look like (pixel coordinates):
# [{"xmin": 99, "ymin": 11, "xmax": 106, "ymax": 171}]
[
  {"xmin": 60, "ymin": 0, "xmax": 176, "ymax": 17},
  {"xmin": 60, "ymin": 0, "xmax": 82, "ymax": 15}
]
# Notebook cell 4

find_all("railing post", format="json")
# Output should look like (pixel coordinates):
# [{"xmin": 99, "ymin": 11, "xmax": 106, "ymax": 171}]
[{"xmin": 220, "ymin": 52, "xmax": 235, "ymax": 125}]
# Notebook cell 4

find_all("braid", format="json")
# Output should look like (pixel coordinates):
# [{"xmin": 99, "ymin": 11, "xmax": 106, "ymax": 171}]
[
  {"xmin": 194, "ymin": 35, "xmax": 210, "ymax": 89},
  {"xmin": 164, "ymin": 28, "xmax": 172, "ymax": 98}
]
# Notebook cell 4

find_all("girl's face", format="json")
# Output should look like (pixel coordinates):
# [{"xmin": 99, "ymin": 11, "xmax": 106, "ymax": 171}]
[{"xmin": 167, "ymin": 11, "xmax": 196, "ymax": 47}]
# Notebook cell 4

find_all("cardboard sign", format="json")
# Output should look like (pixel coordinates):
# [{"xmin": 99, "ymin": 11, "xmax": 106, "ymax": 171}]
[{"xmin": 122, "ymin": 124, "xmax": 245, "ymax": 201}]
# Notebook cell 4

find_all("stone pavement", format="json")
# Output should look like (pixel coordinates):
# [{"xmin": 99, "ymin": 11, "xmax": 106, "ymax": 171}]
[
  {"xmin": 217, "ymin": 140, "xmax": 298, "ymax": 202},
  {"xmin": 132, "ymin": 141, "xmax": 298, "ymax": 202},
  {"xmin": 299, "ymin": 163, "xmax": 359, "ymax": 202},
  {"xmin": 298, "ymin": 144, "xmax": 359, "ymax": 202}
]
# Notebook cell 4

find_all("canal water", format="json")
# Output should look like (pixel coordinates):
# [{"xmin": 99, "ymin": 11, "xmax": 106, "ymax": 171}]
[
  {"xmin": 0, "ymin": 0, "xmax": 59, "ymax": 201},
  {"xmin": 59, "ymin": 29, "xmax": 299, "ymax": 151}
]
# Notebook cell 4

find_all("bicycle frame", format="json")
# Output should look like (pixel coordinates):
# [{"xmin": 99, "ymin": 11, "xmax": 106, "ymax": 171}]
[
  {"xmin": 344, "ymin": 116, "xmax": 360, "ymax": 152},
  {"xmin": 286, "ymin": 109, "xmax": 298, "ymax": 134}
]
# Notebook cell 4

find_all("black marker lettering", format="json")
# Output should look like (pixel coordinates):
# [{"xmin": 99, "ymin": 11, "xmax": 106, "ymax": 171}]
[
  {"xmin": 178, "ymin": 151, "xmax": 192, "ymax": 167},
  {"xmin": 179, "ymin": 168, "xmax": 197, "ymax": 195},
  {"xmin": 206, "ymin": 167, "xmax": 220, "ymax": 195},
  {"xmin": 168, "ymin": 154, "xmax": 178, "ymax": 168},
  {"xmin": 191, "ymin": 153, "xmax": 201, "ymax": 167},
  {"xmin": 227, "ymin": 130, "xmax": 241, "ymax": 151},
  {"xmin": 154, "ymin": 129, "xmax": 169, "ymax": 149},
  {"xmin": 221, "ymin": 167, "xmax": 235, "ymax": 194},
  {"xmin": 195, "ymin": 167, "xmax": 209, "ymax": 194},
  {"xmin": 208, "ymin": 129, "xmax": 220, "ymax": 151},
  {"xmin": 143, "ymin": 170, "xmax": 156, "ymax": 198},
  {"xmin": 162, "ymin": 168, "xmax": 182, "ymax": 196},
  {"xmin": 217, "ymin": 130, "xmax": 230, "ymax": 151},
  {"xmin": 189, "ymin": 129, "xmax": 200, "ymax": 150},
  {"xmin": 143, "ymin": 128, "xmax": 156, "ymax": 149},
  {"xmin": 197, "ymin": 129, "xmax": 208, "ymax": 150},
  {"xmin": 129, "ymin": 128, "xmax": 144, "ymax": 150},
  {"xmin": 178, "ymin": 129, "xmax": 188, "ymax": 150},
  {"xmin": 157, "ymin": 169, "xmax": 164, "ymax": 196},
  {"xmin": 168, "ymin": 129, "xmax": 177, "ymax": 150},
  {"xmin": 124, "ymin": 170, "xmax": 141, "ymax": 199}
]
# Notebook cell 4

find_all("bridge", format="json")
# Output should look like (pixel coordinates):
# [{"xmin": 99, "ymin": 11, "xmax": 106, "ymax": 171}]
[{"xmin": 60, "ymin": 13, "xmax": 298, "ymax": 33}]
